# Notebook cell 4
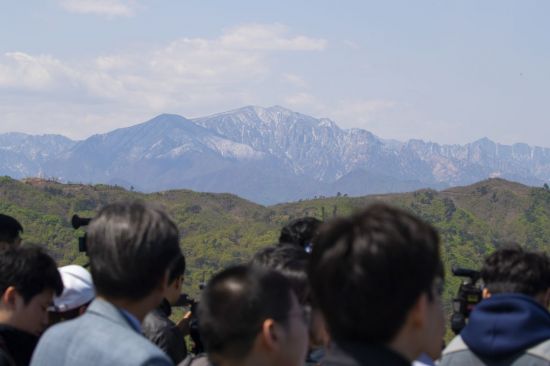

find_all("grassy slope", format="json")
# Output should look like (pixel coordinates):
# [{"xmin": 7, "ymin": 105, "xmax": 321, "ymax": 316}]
[{"xmin": 1, "ymin": 175, "xmax": 549, "ymax": 336}]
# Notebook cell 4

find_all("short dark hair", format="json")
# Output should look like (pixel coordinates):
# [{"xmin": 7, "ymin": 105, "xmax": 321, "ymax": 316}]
[
  {"xmin": 251, "ymin": 245, "xmax": 310, "ymax": 304},
  {"xmin": 198, "ymin": 265, "xmax": 293, "ymax": 360},
  {"xmin": 279, "ymin": 217, "xmax": 322, "ymax": 249},
  {"xmin": 481, "ymin": 244, "xmax": 550, "ymax": 296},
  {"xmin": 309, "ymin": 203, "xmax": 443, "ymax": 344},
  {"xmin": 0, "ymin": 246, "xmax": 63, "ymax": 304},
  {"xmin": 168, "ymin": 255, "xmax": 186, "ymax": 284},
  {"xmin": 0, "ymin": 214, "xmax": 23, "ymax": 244},
  {"xmin": 86, "ymin": 201, "xmax": 183, "ymax": 300}
]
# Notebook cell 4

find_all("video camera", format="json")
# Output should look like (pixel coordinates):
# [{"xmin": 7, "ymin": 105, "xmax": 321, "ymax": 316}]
[
  {"xmin": 450, "ymin": 266, "xmax": 482, "ymax": 335},
  {"xmin": 71, "ymin": 214, "xmax": 92, "ymax": 253},
  {"xmin": 173, "ymin": 279, "xmax": 206, "ymax": 355},
  {"xmin": 175, "ymin": 293, "xmax": 203, "ymax": 353}
]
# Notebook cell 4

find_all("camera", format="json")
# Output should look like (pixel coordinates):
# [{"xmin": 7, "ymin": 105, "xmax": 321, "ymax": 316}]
[
  {"xmin": 174, "ymin": 280, "xmax": 206, "ymax": 355},
  {"xmin": 71, "ymin": 214, "xmax": 92, "ymax": 253},
  {"xmin": 450, "ymin": 266, "xmax": 482, "ymax": 335}
]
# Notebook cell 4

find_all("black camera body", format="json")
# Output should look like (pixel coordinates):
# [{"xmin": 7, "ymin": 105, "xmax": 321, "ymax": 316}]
[
  {"xmin": 174, "ymin": 281, "xmax": 206, "ymax": 355},
  {"xmin": 450, "ymin": 267, "xmax": 482, "ymax": 335},
  {"xmin": 71, "ymin": 214, "xmax": 92, "ymax": 253},
  {"xmin": 175, "ymin": 293, "xmax": 202, "ymax": 353}
]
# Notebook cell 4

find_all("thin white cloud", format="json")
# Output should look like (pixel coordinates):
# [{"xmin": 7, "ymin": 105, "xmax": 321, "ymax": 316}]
[
  {"xmin": 58, "ymin": 0, "xmax": 138, "ymax": 17},
  {"xmin": 220, "ymin": 24, "xmax": 326, "ymax": 51},
  {"xmin": 284, "ymin": 92, "xmax": 319, "ymax": 109},
  {"xmin": 0, "ymin": 24, "xmax": 327, "ymax": 138},
  {"xmin": 282, "ymin": 73, "xmax": 308, "ymax": 88},
  {"xmin": 333, "ymin": 99, "xmax": 397, "ymax": 128},
  {"xmin": 283, "ymin": 94, "xmax": 398, "ymax": 131},
  {"xmin": 343, "ymin": 40, "xmax": 361, "ymax": 50},
  {"xmin": 0, "ymin": 52, "xmax": 80, "ymax": 91}
]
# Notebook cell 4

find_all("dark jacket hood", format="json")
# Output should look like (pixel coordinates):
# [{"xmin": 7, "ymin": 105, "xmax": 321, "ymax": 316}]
[{"xmin": 461, "ymin": 293, "xmax": 550, "ymax": 358}]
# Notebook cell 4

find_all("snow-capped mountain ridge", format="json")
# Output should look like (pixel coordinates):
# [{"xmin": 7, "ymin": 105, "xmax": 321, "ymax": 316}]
[{"xmin": 1, "ymin": 106, "xmax": 549, "ymax": 204}]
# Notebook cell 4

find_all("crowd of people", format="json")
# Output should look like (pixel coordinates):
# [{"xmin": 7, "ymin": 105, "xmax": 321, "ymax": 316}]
[{"xmin": 0, "ymin": 201, "xmax": 548, "ymax": 366}]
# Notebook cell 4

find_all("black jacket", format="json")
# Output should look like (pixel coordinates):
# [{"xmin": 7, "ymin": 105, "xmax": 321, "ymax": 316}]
[
  {"xmin": 0, "ymin": 325, "xmax": 38, "ymax": 366},
  {"xmin": 322, "ymin": 341, "xmax": 411, "ymax": 366},
  {"xmin": 142, "ymin": 299, "xmax": 188, "ymax": 364}
]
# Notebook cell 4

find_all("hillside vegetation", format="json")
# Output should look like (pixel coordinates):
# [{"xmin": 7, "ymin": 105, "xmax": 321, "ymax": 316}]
[{"xmin": 1, "ymin": 176, "xmax": 549, "ymax": 314}]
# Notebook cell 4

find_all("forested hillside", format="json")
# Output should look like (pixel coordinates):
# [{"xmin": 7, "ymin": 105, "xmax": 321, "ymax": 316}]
[{"xmin": 1, "ymin": 176, "xmax": 549, "ymax": 317}]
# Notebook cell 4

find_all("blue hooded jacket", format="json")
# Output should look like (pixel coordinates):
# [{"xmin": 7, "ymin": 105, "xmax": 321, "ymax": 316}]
[{"xmin": 461, "ymin": 293, "xmax": 550, "ymax": 359}]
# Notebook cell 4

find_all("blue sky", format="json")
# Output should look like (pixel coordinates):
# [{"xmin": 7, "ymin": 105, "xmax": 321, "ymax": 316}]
[{"xmin": 0, "ymin": 0, "xmax": 549, "ymax": 147}]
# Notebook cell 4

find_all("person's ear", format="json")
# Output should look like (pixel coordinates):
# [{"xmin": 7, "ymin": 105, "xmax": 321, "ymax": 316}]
[
  {"xmin": 259, "ymin": 318, "xmax": 281, "ymax": 351},
  {"xmin": 175, "ymin": 276, "xmax": 183, "ymax": 291},
  {"xmin": 409, "ymin": 293, "xmax": 428, "ymax": 329},
  {"xmin": 543, "ymin": 288, "xmax": 550, "ymax": 309},
  {"xmin": 1, "ymin": 286, "xmax": 19, "ymax": 308},
  {"xmin": 482, "ymin": 288, "xmax": 491, "ymax": 299}
]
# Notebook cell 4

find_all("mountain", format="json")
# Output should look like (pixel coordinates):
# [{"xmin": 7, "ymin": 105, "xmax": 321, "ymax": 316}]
[
  {"xmin": 1, "ymin": 106, "xmax": 549, "ymax": 204},
  {"xmin": 48, "ymin": 114, "xmax": 267, "ymax": 191}
]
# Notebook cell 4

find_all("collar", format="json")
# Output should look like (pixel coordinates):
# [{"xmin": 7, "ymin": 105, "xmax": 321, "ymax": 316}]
[
  {"xmin": 324, "ymin": 341, "xmax": 411, "ymax": 366},
  {"xmin": 158, "ymin": 298, "xmax": 172, "ymax": 317},
  {"xmin": 118, "ymin": 308, "xmax": 142, "ymax": 333}
]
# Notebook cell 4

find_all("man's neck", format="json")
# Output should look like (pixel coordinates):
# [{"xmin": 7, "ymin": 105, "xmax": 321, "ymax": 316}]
[
  {"xmin": 0, "ymin": 314, "xmax": 34, "ymax": 337},
  {"xmin": 212, "ymin": 353, "xmax": 273, "ymax": 366},
  {"xmin": 98, "ymin": 295, "xmax": 151, "ymax": 323},
  {"xmin": 387, "ymin": 330, "xmax": 419, "ymax": 362},
  {"xmin": 0, "ymin": 310, "xmax": 18, "ymax": 330}
]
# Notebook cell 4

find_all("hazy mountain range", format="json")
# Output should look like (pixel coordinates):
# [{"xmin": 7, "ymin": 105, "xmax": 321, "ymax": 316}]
[{"xmin": 1, "ymin": 105, "xmax": 550, "ymax": 204}]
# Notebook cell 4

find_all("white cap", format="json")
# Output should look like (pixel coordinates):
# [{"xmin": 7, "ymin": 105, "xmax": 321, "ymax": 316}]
[{"xmin": 53, "ymin": 265, "xmax": 95, "ymax": 312}]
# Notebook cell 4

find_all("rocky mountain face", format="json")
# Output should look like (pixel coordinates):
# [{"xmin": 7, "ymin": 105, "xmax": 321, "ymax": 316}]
[{"xmin": 1, "ymin": 106, "xmax": 549, "ymax": 204}]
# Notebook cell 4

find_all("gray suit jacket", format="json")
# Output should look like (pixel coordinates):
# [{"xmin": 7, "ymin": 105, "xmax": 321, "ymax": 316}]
[{"xmin": 30, "ymin": 298, "xmax": 173, "ymax": 366}]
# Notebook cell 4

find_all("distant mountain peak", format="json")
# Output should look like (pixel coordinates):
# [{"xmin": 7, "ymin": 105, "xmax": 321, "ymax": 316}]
[
  {"xmin": 144, "ymin": 113, "xmax": 190, "ymax": 125},
  {"xmin": 1, "ymin": 106, "xmax": 550, "ymax": 204}
]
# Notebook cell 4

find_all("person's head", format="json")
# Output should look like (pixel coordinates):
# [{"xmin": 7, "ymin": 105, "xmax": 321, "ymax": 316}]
[
  {"xmin": 0, "ymin": 214, "xmax": 23, "ymax": 249},
  {"xmin": 279, "ymin": 217, "xmax": 322, "ymax": 252},
  {"xmin": 49, "ymin": 265, "xmax": 95, "ymax": 323},
  {"xmin": 309, "ymin": 203, "xmax": 445, "ymax": 361},
  {"xmin": 164, "ymin": 255, "xmax": 186, "ymax": 305},
  {"xmin": 251, "ymin": 245, "xmax": 309, "ymax": 304},
  {"xmin": 86, "ymin": 201, "xmax": 183, "ymax": 308},
  {"xmin": 198, "ymin": 265, "xmax": 309, "ymax": 366},
  {"xmin": 481, "ymin": 244, "xmax": 550, "ymax": 307},
  {"xmin": 0, "ymin": 246, "xmax": 63, "ymax": 335},
  {"xmin": 251, "ymin": 245, "xmax": 330, "ymax": 348}
]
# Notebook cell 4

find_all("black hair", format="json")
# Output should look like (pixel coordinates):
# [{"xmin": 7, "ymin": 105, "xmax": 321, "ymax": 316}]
[
  {"xmin": 197, "ymin": 265, "xmax": 293, "ymax": 360},
  {"xmin": 0, "ymin": 214, "xmax": 23, "ymax": 244},
  {"xmin": 279, "ymin": 217, "xmax": 322, "ymax": 250},
  {"xmin": 481, "ymin": 244, "xmax": 550, "ymax": 297},
  {"xmin": 168, "ymin": 255, "xmax": 186, "ymax": 284},
  {"xmin": 308, "ymin": 203, "xmax": 443, "ymax": 344},
  {"xmin": 0, "ymin": 246, "xmax": 63, "ymax": 304},
  {"xmin": 251, "ymin": 245, "xmax": 310, "ymax": 304},
  {"xmin": 86, "ymin": 201, "xmax": 183, "ymax": 300}
]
